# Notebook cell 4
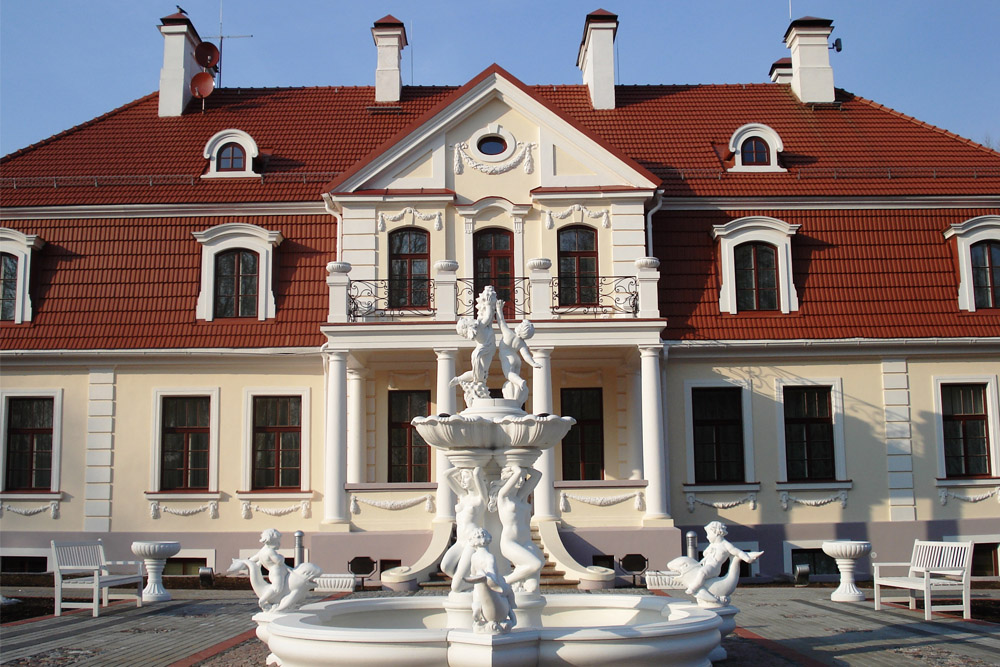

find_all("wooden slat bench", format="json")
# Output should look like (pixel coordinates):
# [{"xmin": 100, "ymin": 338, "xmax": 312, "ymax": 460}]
[
  {"xmin": 873, "ymin": 540, "xmax": 973, "ymax": 621},
  {"xmin": 51, "ymin": 540, "xmax": 144, "ymax": 617}
]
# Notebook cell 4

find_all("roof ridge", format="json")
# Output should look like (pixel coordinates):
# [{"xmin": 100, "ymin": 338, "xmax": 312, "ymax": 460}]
[
  {"xmin": 2, "ymin": 92, "xmax": 157, "ymax": 162},
  {"xmin": 847, "ymin": 89, "xmax": 1000, "ymax": 158}
]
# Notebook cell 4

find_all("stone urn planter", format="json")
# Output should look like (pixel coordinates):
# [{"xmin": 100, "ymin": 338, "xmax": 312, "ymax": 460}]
[
  {"xmin": 131, "ymin": 541, "xmax": 181, "ymax": 602},
  {"xmin": 821, "ymin": 540, "xmax": 871, "ymax": 602}
]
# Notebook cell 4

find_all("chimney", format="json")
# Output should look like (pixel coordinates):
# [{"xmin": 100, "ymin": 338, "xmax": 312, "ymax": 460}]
[
  {"xmin": 769, "ymin": 58, "xmax": 792, "ymax": 84},
  {"xmin": 158, "ymin": 12, "xmax": 203, "ymax": 117},
  {"xmin": 577, "ymin": 9, "xmax": 618, "ymax": 110},
  {"xmin": 371, "ymin": 15, "xmax": 408, "ymax": 103},
  {"xmin": 783, "ymin": 17, "xmax": 835, "ymax": 103}
]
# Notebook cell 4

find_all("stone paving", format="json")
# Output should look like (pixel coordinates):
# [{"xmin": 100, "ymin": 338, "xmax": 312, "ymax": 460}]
[{"xmin": 1, "ymin": 585, "xmax": 998, "ymax": 666}]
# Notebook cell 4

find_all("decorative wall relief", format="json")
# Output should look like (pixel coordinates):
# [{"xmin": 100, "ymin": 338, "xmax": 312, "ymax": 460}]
[
  {"xmin": 559, "ymin": 491, "xmax": 644, "ymax": 511},
  {"xmin": 544, "ymin": 204, "xmax": 610, "ymax": 230},
  {"xmin": 350, "ymin": 494, "xmax": 435, "ymax": 514},
  {"xmin": 778, "ymin": 490, "xmax": 847, "ymax": 511},
  {"xmin": 0, "ymin": 500, "xmax": 59, "ymax": 519},
  {"xmin": 241, "ymin": 500, "xmax": 311, "ymax": 519},
  {"xmin": 453, "ymin": 142, "xmax": 536, "ymax": 175},
  {"xmin": 377, "ymin": 208, "xmax": 443, "ymax": 232},
  {"xmin": 685, "ymin": 493, "xmax": 757, "ymax": 513},
  {"xmin": 149, "ymin": 500, "xmax": 219, "ymax": 519},
  {"xmin": 938, "ymin": 486, "xmax": 1000, "ymax": 506}
]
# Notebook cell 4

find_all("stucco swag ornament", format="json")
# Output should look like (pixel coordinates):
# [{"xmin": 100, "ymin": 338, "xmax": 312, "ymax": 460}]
[{"xmin": 453, "ymin": 142, "xmax": 536, "ymax": 175}]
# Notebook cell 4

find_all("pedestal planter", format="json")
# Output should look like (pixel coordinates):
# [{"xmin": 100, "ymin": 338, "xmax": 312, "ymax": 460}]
[
  {"xmin": 131, "ymin": 541, "xmax": 181, "ymax": 602},
  {"xmin": 821, "ymin": 540, "xmax": 871, "ymax": 602}
]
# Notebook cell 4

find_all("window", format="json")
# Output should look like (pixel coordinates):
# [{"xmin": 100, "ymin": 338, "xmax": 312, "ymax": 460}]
[
  {"xmin": 943, "ymin": 215, "xmax": 1000, "ymax": 312},
  {"xmin": 4, "ymin": 398, "xmax": 53, "ymax": 491},
  {"xmin": 942, "ymin": 384, "xmax": 990, "ymax": 478},
  {"xmin": 217, "ymin": 143, "xmax": 246, "ymax": 171},
  {"xmin": 202, "ymin": 128, "xmax": 258, "ymax": 178},
  {"xmin": 791, "ymin": 548, "xmax": 838, "ymax": 576},
  {"xmin": 0, "ymin": 228, "xmax": 44, "ymax": 324},
  {"xmin": 252, "ymin": 396, "xmax": 302, "ymax": 490},
  {"xmin": 692, "ymin": 388, "xmax": 745, "ymax": 483},
  {"xmin": 388, "ymin": 390, "xmax": 430, "ymax": 483},
  {"xmin": 971, "ymin": 240, "xmax": 1000, "ymax": 309},
  {"xmin": 388, "ymin": 229, "xmax": 430, "ymax": 308},
  {"xmin": 783, "ymin": 386, "xmax": 835, "ymax": 481},
  {"xmin": 474, "ymin": 229, "xmax": 515, "ymax": 320},
  {"xmin": 740, "ymin": 137, "xmax": 769, "ymax": 166},
  {"xmin": 476, "ymin": 135, "xmax": 507, "ymax": 156},
  {"xmin": 160, "ymin": 397, "xmax": 210, "ymax": 490},
  {"xmin": 557, "ymin": 226, "xmax": 598, "ymax": 307},
  {"xmin": 193, "ymin": 223, "xmax": 283, "ymax": 322},
  {"xmin": 214, "ymin": 249, "xmax": 259, "ymax": 318},
  {"xmin": 561, "ymin": 388, "xmax": 604, "ymax": 481},
  {"xmin": 712, "ymin": 216, "xmax": 800, "ymax": 314}
]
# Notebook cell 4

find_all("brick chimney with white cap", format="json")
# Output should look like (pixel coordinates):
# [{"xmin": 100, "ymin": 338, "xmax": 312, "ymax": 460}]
[
  {"xmin": 577, "ymin": 9, "xmax": 618, "ymax": 110},
  {"xmin": 371, "ymin": 15, "xmax": 408, "ymax": 103},
  {"xmin": 158, "ymin": 12, "xmax": 203, "ymax": 117},
  {"xmin": 784, "ymin": 17, "xmax": 836, "ymax": 103}
]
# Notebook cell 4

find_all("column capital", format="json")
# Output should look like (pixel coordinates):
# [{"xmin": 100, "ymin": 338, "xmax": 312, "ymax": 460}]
[
  {"xmin": 346, "ymin": 367, "xmax": 369, "ymax": 380},
  {"xmin": 638, "ymin": 344, "xmax": 664, "ymax": 358},
  {"xmin": 531, "ymin": 346, "xmax": 554, "ymax": 359},
  {"xmin": 322, "ymin": 347, "xmax": 349, "ymax": 362},
  {"xmin": 433, "ymin": 347, "xmax": 459, "ymax": 359}
]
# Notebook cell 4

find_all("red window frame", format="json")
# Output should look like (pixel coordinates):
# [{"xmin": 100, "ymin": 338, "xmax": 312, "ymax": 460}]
[
  {"xmin": 214, "ymin": 249, "xmax": 258, "ymax": 318},
  {"xmin": 741, "ymin": 137, "xmax": 769, "ymax": 165},
  {"xmin": 160, "ymin": 396, "xmax": 210, "ymax": 491},
  {"xmin": 388, "ymin": 228, "xmax": 430, "ymax": 308},
  {"xmin": 971, "ymin": 240, "xmax": 1000, "ymax": 309},
  {"xmin": 735, "ymin": 242, "xmax": 779, "ymax": 311},
  {"xmin": 252, "ymin": 396, "xmax": 302, "ymax": 490},
  {"xmin": 388, "ymin": 390, "xmax": 430, "ymax": 483},
  {"xmin": 1, "ymin": 252, "xmax": 17, "ymax": 322},
  {"xmin": 473, "ymin": 228, "xmax": 515, "ymax": 320},
  {"xmin": 692, "ymin": 387, "xmax": 745, "ymax": 483},
  {"xmin": 217, "ymin": 142, "xmax": 246, "ymax": 171},
  {"xmin": 557, "ymin": 226, "xmax": 599, "ymax": 307},
  {"xmin": 942, "ymin": 384, "xmax": 991, "ymax": 478},
  {"xmin": 783, "ymin": 386, "xmax": 835, "ymax": 481},
  {"xmin": 4, "ymin": 397, "xmax": 53, "ymax": 491},
  {"xmin": 561, "ymin": 388, "xmax": 604, "ymax": 481}
]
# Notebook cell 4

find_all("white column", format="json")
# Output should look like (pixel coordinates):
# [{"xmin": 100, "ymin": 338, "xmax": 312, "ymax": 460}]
[
  {"xmin": 323, "ymin": 350, "xmax": 350, "ymax": 524},
  {"xmin": 531, "ymin": 347, "xmax": 557, "ymax": 521},
  {"xmin": 346, "ymin": 368, "xmax": 367, "ymax": 484},
  {"xmin": 639, "ymin": 345, "xmax": 669, "ymax": 521},
  {"xmin": 434, "ymin": 348, "xmax": 458, "ymax": 521}
]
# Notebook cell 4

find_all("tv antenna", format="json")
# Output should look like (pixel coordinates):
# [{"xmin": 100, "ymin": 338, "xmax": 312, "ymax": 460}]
[{"xmin": 207, "ymin": 0, "xmax": 253, "ymax": 88}]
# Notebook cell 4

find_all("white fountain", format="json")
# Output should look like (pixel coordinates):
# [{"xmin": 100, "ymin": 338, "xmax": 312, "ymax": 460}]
[{"xmin": 257, "ymin": 287, "xmax": 724, "ymax": 666}]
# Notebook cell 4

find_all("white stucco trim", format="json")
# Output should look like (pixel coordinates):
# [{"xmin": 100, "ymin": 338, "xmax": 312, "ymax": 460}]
[
  {"xmin": 943, "ymin": 215, "xmax": 1000, "ymax": 312},
  {"xmin": 241, "ymin": 387, "xmax": 311, "ymax": 493},
  {"xmin": 0, "ymin": 228, "xmax": 45, "ymax": 324},
  {"xmin": 682, "ymin": 378, "xmax": 755, "ymax": 485},
  {"xmin": 774, "ymin": 377, "xmax": 847, "ymax": 483},
  {"xmin": 192, "ymin": 222, "xmax": 283, "ymax": 321},
  {"xmin": 727, "ymin": 123, "xmax": 786, "ymax": 173},
  {"xmin": 202, "ymin": 129, "xmax": 260, "ymax": 178},
  {"xmin": 931, "ymin": 374, "xmax": 1000, "ymax": 479},
  {"xmin": 150, "ymin": 388, "xmax": 221, "ymax": 493},
  {"xmin": 712, "ymin": 216, "xmax": 800, "ymax": 314},
  {"xmin": 0, "ymin": 388, "xmax": 63, "ymax": 494}
]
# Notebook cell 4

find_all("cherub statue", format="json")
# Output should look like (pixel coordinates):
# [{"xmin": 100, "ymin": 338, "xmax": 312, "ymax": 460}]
[
  {"xmin": 440, "ymin": 466, "xmax": 489, "ymax": 593},
  {"xmin": 490, "ymin": 465, "xmax": 544, "ymax": 592},
  {"xmin": 494, "ymin": 300, "xmax": 541, "ymax": 406},
  {"xmin": 450, "ymin": 286, "xmax": 498, "ymax": 407},
  {"xmin": 464, "ymin": 527, "xmax": 517, "ymax": 634},
  {"xmin": 227, "ymin": 528, "xmax": 322, "ymax": 613},
  {"xmin": 666, "ymin": 521, "xmax": 763, "ymax": 607}
]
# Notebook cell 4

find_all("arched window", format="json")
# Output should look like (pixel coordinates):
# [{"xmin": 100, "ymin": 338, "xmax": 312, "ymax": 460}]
[
  {"xmin": 971, "ymin": 240, "xmax": 1000, "ymax": 309},
  {"xmin": 217, "ymin": 143, "xmax": 246, "ymax": 172},
  {"xmin": 557, "ymin": 226, "xmax": 598, "ymax": 307},
  {"xmin": 1, "ymin": 253, "xmax": 18, "ymax": 321},
  {"xmin": 473, "ymin": 228, "xmax": 514, "ymax": 319},
  {"xmin": 735, "ymin": 242, "xmax": 778, "ymax": 311},
  {"xmin": 740, "ymin": 137, "xmax": 769, "ymax": 166},
  {"xmin": 388, "ymin": 228, "xmax": 430, "ymax": 309},
  {"xmin": 214, "ymin": 249, "xmax": 259, "ymax": 318}
]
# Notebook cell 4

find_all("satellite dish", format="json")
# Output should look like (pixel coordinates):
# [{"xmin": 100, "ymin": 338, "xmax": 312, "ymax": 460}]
[
  {"xmin": 190, "ymin": 72, "xmax": 215, "ymax": 99},
  {"xmin": 195, "ymin": 42, "xmax": 220, "ymax": 68},
  {"xmin": 831, "ymin": 38, "xmax": 843, "ymax": 53}
]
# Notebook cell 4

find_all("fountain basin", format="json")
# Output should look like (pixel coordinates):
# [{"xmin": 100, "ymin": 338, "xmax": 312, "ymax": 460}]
[
  {"xmin": 413, "ymin": 410, "xmax": 575, "ymax": 451},
  {"xmin": 264, "ymin": 594, "xmax": 722, "ymax": 667}
]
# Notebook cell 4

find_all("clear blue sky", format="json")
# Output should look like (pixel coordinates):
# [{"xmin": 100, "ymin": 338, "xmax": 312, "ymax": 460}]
[{"xmin": 2, "ymin": 0, "xmax": 998, "ymax": 157}]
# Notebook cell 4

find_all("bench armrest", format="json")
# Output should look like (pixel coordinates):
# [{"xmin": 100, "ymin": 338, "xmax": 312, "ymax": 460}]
[
  {"xmin": 919, "ymin": 568, "xmax": 964, "ymax": 577},
  {"xmin": 105, "ymin": 560, "xmax": 143, "ymax": 567},
  {"xmin": 57, "ymin": 566, "xmax": 102, "ymax": 575},
  {"xmin": 872, "ymin": 561, "xmax": 910, "ymax": 575}
]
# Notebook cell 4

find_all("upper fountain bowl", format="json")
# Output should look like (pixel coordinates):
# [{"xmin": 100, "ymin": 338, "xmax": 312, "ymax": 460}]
[{"xmin": 413, "ymin": 399, "xmax": 575, "ymax": 451}]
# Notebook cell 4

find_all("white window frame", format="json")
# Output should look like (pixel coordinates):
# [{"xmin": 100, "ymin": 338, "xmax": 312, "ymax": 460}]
[
  {"xmin": 782, "ymin": 539, "xmax": 841, "ymax": 580},
  {"xmin": 148, "ymin": 388, "xmax": 221, "ymax": 497},
  {"xmin": 469, "ymin": 123, "xmax": 518, "ymax": 163},
  {"xmin": 241, "ymin": 388, "xmax": 311, "ymax": 494},
  {"xmin": 202, "ymin": 128, "xmax": 259, "ymax": 178},
  {"xmin": 943, "ymin": 215, "xmax": 1000, "ymax": 312},
  {"xmin": 683, "ymin": 378, "xmax": 756, "ymax": 486},
  {"xmin": 774, "ymin": 377, "xmax": 848, "ymax": 487},
  {"xmin": 0, "ymin": 388, "xmax": 63, "ymax": 498},
  {"xmin": 712, "ymin": 216, "xmax": 800, "ymax": 314},
  {"xmin": 932, "ymin": 374, "xmax": 999, "ymax": 483},
  {"xmin": 192, "ymin": 222, "xmax": 283, "ymax": 321},
  {"xmin": 0, "ymin": 228, "xmax": 45, "ymax": 324},
  {"xmin": 727, "ymin": 123, "xmax": 786, "ymax": 173}
]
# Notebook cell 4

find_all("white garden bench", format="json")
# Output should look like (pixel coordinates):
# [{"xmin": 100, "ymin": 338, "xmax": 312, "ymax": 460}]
[
  {"xmin": 873, "ymin": 540, "xmax": 973, "ymax": 621},
  {"xmin": 51, "ymin": 540, "xmax": 144, "ymax": 617}
]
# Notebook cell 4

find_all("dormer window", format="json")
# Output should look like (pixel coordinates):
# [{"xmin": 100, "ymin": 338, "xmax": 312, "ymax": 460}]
[
  {"xmin": 712, "ymin": 216, "xmax": 800, "ymax": 314},
  {"xmin": 202, "ymin": 129, "xmax": 259, "ymax": 178},
  {"xmin": 944, "ymin": 215, "xmax": 1000, "ymax": 312},
  {"xmin": 971, "ymin": 241, "xmax": 999, "ymax": 309},
  {"xmin": 193, "ymin": 223, "xmax": 283, "ymax": 321},
  {"xmin": 735, "ymin": 242, "xmax": 778, "ymax": 311},
  {"xmin": 728, "ymin": 123, "xmax": 786, "ymax": 172},
  {"xmin": 1, "ymin": 254, "xmax": 17, "ymax": 321},
  {"xmin": 0, "ymin": 228, "xmax": 44, "ymax": 324},
  {"xmin": 214, "ymin": 249, "xmax": 259, "ymax": 318}
]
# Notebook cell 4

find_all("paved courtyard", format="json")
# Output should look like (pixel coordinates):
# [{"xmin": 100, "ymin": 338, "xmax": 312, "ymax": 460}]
[{"xmin": 1, "ymin": 585, "xmax": 997, "ymax": 666}]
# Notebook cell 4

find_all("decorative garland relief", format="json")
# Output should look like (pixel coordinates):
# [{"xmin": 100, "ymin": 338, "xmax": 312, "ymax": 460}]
[
  {"xmin": 685, "ymin": 493, "xmax": 757, "ymax": 513},
  {"xmin": 378, "ymin": 207, "xmax": 443, "ymax": 232},
  {"xmin": 938, "ymin": 486, "xmax": 1000, "ymax": 506},
  {"xmin": 242, "ymin": 500, "xmax": 311, "ymax": 519},
  {"xmin": 559, "ymin": 491, "xmax": 644, "ymax": 511},
  {"xmin": 779, "ymin": 490, "xmax": 847, "ymax": 511},
  {"xmin": 453, "ymin": 142, "xmax": 536, "ymax": 175},
  {"xmin": 350, "ymin": 494, "xmax": 435, "ymax": 514},
  {"xmin": 149, "ymin": 500, "xmax": 219, "ymax": 519},
  {"xmin": 545, "ymin": 203, "xmax": 611, "ymax": 230},
  {"xmin": 0, "ymin": 501, "xmax": 59, "ymax": 519}
]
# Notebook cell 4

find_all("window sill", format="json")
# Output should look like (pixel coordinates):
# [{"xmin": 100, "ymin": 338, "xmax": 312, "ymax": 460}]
[
  {"xmin": 553, "ymin": 480, "xmax": 647, "ymax": 489},
  {"xmin": 235, "ymin": 491, "xmax": 314, "ymax": 500},
  {"xmin": 683, "ymin": 483, "xmax": 761, "ymax": 493},
  {"xmin": 145, "ymin": 492, "xmax": 221, "ymax": 501},
  {"xmin": 345, "ymin": 483, "xmax": 437, "ymax": 491},
  {"xmin": 0, "ymin": 491, "xmax": 63, "ymax": 501},
  {"xmin": 775, "ymin": 481, "xmax": 852, "ymax": 492},
  {"xmin": 201, "ymin": 171, "xmax": 260, "ymax": 179},
  {"xmin": 935, "ymin": 477, "xmax": 1000, "ymax": 489}
]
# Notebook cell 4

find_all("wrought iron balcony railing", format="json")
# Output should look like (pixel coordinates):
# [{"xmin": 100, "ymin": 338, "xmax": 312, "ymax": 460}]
[
  {"xmin": 551, "ymin": 276, "xmax": 639, "ymax": 316},
  {"xmin": 348, "ymin": 278, "xmax": 435, "ymax": 321},
  {"xmin": 456, "ymin": 278, "xmax": 530, "ymax": 319}
]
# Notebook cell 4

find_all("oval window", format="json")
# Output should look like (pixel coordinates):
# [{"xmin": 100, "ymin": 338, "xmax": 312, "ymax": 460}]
[{"xmin": 476, "ymin": 135, "xmax": 507, "ymax": 156}]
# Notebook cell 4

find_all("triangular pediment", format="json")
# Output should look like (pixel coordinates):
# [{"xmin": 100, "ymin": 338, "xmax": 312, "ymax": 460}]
[{"xmin": 325, "ymin": 65, "xmax": 659, "ymax": 199}]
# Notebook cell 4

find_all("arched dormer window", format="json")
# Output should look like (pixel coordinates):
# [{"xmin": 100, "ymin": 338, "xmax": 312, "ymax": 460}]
[
  {"xmin": 193, "ymin": 223, "xmax": 283, "ymax": 321},
  {"xmin": 728, "ymin": 123, "xmax": 785, "ymax": 173},
  {"xmin": 202, "ymin": 129, "xmax": 259, "ymax": 178},
  {"xmin": 0, "ymin": 228, "xmax": 45, "ymax": 324},
  {"xmin": 944, "ymin": 215, "xmax": 1000, "ymax": 311},
  {"xmin": 712, "ymin": 217, "xmax": 800, "ymax": 314}
]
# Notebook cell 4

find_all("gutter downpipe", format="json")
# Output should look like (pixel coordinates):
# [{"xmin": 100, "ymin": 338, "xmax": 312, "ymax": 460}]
[
  {"xmin": 645, "ymin": 189, "xmax": 664, "ymax": 256},
  {"xmin": 322, "ymin": 193, "xmax": 344, "ymax": 262}
]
